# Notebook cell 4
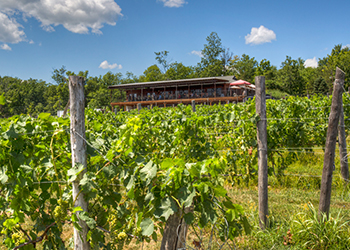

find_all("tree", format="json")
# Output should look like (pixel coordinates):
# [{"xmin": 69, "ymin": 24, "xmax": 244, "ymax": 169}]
[
  {"xmin": 51, "ymin": 66, "xmax": 70, "ymax": 111},
  {"xmin": 313, "ymin": 77, "xmax": 328, "ymax": 94},
  {"xmin": 276, "ymin": 56, "xmax": 306, "ymax": 95},
  {"xmin": 318, "ymin": 44, "xmax": 350, "ymax": 91},
  {"xmin": 230, "ymin": 54, "xmax": 258, "ymax": 83},
  {"xmin": 165, "ymin": 62, "xmax": 194, "ymax": 80},
  {"xmin": 255, "ymin": 59, "xmax": 277, "ymax": 80},
  {"xmin": 139, "ymin": 65, "xmax": 164, "ymax": 82},
  {"xmin": 155, "ymin": 51, "xmax": 171, "ymax": 73},
  {"xmin": 85, "ymin": 72, "xmax": 124, "ymax": 108},
  {"xmin": 121, "ymin": 72, "xmax": 139, "ymax": 84},
  {"xmin": 221, "ymin": 47, "xmax": 234, "ymax": 75},
  {"xmin": 199, "ymin": 32, "xmax": 225, "ymax": 77},
  {"xmin": 301, "ymin": 66, "xmax": 319, "ymax": 95},
  {"xmin": 52, "ymin": 66, "xmax": 67, "ymax": 84}
]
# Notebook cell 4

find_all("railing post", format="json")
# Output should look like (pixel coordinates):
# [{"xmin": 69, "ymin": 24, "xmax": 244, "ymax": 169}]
[
  {"xmin": 192, "ymin": 100, "xmax": 196, "ymax": 112},
  {"xmin": 137, "ymin": 103, "xmax": 141, "ymax": 114}
]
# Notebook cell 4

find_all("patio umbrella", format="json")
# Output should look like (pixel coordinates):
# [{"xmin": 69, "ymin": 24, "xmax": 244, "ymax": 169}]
[
  {"xmin": 230, "ymin": 80, "xmax": 251, "ymax": 86},
  {"xmin": 230, "ymin": 85, "xmax": 241, "ymax": 89}
]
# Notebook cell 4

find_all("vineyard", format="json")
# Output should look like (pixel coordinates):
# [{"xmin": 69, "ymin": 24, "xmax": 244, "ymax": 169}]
[{"xmin": 1, "ymin": 92, "xmax": 350, "ymax": 249}]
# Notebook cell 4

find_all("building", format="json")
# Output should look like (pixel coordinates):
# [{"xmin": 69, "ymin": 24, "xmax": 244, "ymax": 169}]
[{"xmin": 108, "ymin": 76, "xmax": 255, "ymax": 111}]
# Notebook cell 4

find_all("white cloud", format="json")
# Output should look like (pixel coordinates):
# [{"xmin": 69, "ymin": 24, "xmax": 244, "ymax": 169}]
[
  {"xmin": 1, "ymin": 43, "xmax": 12, "ymax": 50},
  {"xmin": 0, "ymin": 12, "xmax": 26, "ymax": 44},
  {"xmin": 99, "ymin": 60, "xmax": 122, "ymax": 70},
  {"xmin": 342, "ymin": 44, "xmax": 350, "ymax": 49},
  {"xmin": 29, "ymin": 40, "xmax": 34, "ymax": 44},
  {"xmin": 191, "ymin": 50, "xmax": 203, "ymax": 57},
  {"xmin": 245, "ymin": 25, "xmax": 276, "ymax": 45},
  {"xmin": 159, "ymin": 0, "xmax": 187, "ymax": 8},
  {"xmin": 304, "ymin": 57, "xmax": 318, "ymax": 68},
  {"xmin": 0, "ymin": 0, "xmax": 123, "ymax": 35}
]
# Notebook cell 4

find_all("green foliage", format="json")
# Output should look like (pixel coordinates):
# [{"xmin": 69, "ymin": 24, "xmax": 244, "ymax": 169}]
[
  {"xmin": 155, "ymin": 51, "xmax": 170, "ymax": 73},
  {"xmin": 0, "ymin": 93, "xmax": 5, "ymax": 105},
  {"xmin": 319, "ymin": 44, "xmax": 350, "ymax": 90},
  {"xmin": 2, "ymin": 94, "xmax": 350, "ymax": 249},
  {"xmin": 139, "ymin": 64, "xmax": 164, "ymax": 82},
  {"xmin": 313, "ymin": 77, "xmax": 328, "ymax": 94},
  {"xmin": 276, "ymin": 56, "xmax": 306, "ymax": 95},
  {"xmin": 165, "ymin": 62, "xmax": 195, "ymax": 80},
  {"xmin": 230, "ymin": 54, "xmax": 258, "ymax": 83},
  {"xmin": 255, "ymin": 59, "xmax": 277, "ymax": 82},
  {"xmin": 291, "ymin": 203, "xmax": 350, "ymax": 249},
  {"xmin": 199, "ymin": 32, "xmax": 225, "ymax": 77}
]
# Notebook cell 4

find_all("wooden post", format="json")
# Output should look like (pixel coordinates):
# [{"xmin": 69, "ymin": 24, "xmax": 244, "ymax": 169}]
[
  {"xmin": 69, "ymin": 76, "xmax": 90, "ymax": 250},
  {"xmin": 137, "ymin": 103, "xmax": 142, "ymax": 114},
  {"xmin": 338, "ymin": 104, "xmax": 349, "ymax": 183},
  {"xmin": 255, "ymin": 76, "xmax": 268, "ymax": 230},
  {"xmin": 191, "ymin": 100, "xmax": 196, "ymax": 112},
  {"xmin": 319, "ymin": 67, "xmax": 345, "ymax": 217}
]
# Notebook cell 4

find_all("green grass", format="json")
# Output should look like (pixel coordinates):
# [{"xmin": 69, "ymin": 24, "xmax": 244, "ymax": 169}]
[{"xmin": 227, "ymin": 148, "xmax": 350, "ymax": 250}]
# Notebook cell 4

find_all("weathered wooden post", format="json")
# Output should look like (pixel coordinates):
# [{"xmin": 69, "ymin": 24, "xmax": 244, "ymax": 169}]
[
  {"xmin": 338, "ymin": 104, "xmax": 349, "ymax": 183},
  {"xmin": 319, "ymin": 67, "xmax": 345, "ymax": 217},
  {"xmin": 191, "ymin": 100, "xmax": 196, "ymax": 112},
  {"xmin": 69, "ymin": 76, "xmax": 90, "ymax": 250},
  {"xmin": 255, "ymin": 76, "xmax": 269, "ymax": 229}
]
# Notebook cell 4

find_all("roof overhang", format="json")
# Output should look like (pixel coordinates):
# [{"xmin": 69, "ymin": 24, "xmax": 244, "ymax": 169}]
[{"xmin": 108, "ymin": 76, "xmax": 236, "ymax": 90}]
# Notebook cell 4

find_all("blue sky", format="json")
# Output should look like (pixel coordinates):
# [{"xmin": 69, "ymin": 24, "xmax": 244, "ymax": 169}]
[{"xmin": 0, "ymin": 0, "xmax": 349, "ymax": 84}]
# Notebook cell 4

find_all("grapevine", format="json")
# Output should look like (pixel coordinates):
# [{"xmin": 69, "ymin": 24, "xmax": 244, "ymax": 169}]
[{"xmin": 0, "ymin": 94, "xmax": 347, "ymax": 249}]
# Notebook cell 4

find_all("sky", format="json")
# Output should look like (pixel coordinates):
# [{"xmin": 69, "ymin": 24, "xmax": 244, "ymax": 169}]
[{"xmin": 0, "ymin": 0, "xmax": 349, "ymax": 84}]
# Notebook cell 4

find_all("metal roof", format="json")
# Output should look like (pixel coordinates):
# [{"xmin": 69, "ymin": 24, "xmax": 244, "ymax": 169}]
[{"xmin": 108, "ymin": 76, "xmax": 236, "ymax": 90}]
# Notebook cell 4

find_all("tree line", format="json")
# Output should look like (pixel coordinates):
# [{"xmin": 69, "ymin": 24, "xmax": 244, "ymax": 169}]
[{"xmin": 1, "ymin": 32, "xmax": 349, "ymax": 118}]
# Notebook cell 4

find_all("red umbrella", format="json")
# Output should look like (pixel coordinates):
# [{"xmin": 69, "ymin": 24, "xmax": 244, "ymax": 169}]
[{"xmin": 230, "ymin": 80, "xmax": 251, "ymax": 86}]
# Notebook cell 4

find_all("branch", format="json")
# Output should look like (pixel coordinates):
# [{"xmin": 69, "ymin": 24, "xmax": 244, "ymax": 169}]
[
  {"xmin": 13, "ymin": 222, "xmax": 56, "ymax": 250},
  {"xmin": 19, "ymin": 228, "xmax": 31, "ymax": 241}
]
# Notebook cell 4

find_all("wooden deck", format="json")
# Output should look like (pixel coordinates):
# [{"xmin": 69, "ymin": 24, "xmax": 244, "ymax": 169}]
[{"xmin": 111, "ymin": 96, "xmax": 245, "ymax": 110}]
